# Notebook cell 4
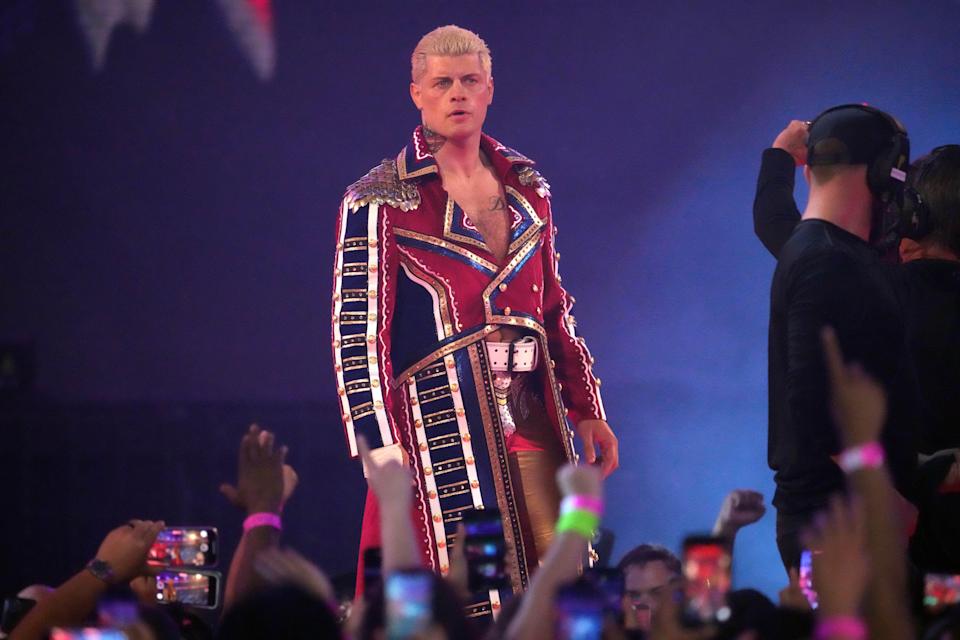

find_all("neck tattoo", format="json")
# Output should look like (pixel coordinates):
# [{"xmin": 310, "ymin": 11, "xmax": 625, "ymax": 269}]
[{"xmin": 422, "ymin": 125, "xmax": 447, "ymax": 154}]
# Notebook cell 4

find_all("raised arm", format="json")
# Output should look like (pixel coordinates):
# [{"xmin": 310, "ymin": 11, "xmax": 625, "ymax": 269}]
[
  {"xmin": 753, "ymin": 120, "xmax": 808, "ymax": 257},
  {"xmin": 10, "ymin": 520, "xmax": 163, "ymax": 640},
  {"xmin": 506, "ymin": 463, "xmax": 602, "ymax": 640},
  {"xmin": 820, "ymin": 327, "xmax": 914, "ymax": 640},
  {"xmin": 219, "ymin": 424, "xmax": 298, "ymax": 614},
  {"xmin": 356, "ymin": 435, "xmax": 422, "ymax": 573}
]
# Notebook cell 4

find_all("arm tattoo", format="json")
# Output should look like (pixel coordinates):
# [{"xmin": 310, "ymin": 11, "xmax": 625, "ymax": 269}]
[{"xmin": 422, "ymin": 125, "xmax": 447, "ymax": 154}]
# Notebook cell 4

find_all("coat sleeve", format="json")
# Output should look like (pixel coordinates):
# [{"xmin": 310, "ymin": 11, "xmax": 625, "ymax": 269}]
[
  {"xmin": 331, "ymin": 198, "xmax": 403, "ymax": 462},
  {"xmin": 539, "ymin": 198, "xmax": 606, "ymax": 425}
]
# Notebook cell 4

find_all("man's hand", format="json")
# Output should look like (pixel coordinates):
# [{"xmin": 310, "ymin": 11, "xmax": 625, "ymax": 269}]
[
  {"xmin": 803, "ymin": 494, "xmax": 869, "ymax": 617},
  {"xmin": 220, "ymin": 424, "xmax": 297, "ymax": 515},
  {"xmin": 95, "ymin": 520, "xmax": 165, "ymax": 583},
  {"xmin": 575, "ymin": 419, "xmax": 619, "ymax": 478},
  {"xmin": 821, "ymin": 326, "xmax": 887, "ymax": 447},
  {"xmin": 712, "ymin": 489, "xmax": 766, "ymax": 539},
  {"xmin": 357, "ymin": 436, "xmax": 413, "ymax": 508},
  {"xmin": 772, "ymin": 120, "xmax": 810, "ymax": 166}
]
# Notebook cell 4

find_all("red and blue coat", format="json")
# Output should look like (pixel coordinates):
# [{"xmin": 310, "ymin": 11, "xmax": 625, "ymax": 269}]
[{"xmin": 331, "ymin": 126, "xmax": 605, "ymax": 607}]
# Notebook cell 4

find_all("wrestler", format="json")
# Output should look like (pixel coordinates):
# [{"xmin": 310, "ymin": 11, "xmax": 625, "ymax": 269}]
[{"xmin": 331, "ymin": 25, "xmax": 617, "ymax": 610}]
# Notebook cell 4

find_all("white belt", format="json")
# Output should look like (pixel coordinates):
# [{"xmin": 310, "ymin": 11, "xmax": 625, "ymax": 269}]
[{"xmin": 485, "ymin": 337, "xmax": 539, "ymax": 372}]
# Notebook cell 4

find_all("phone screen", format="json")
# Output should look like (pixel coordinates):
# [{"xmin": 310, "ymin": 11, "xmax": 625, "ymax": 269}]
[
  {"xmin": 799, "ymin": 549, "xmax": 819, "ymax": 609},
  {"xmin": 924, "ymin": 573, "xmax": 960, "ymax": 613},
  {"xmin": 556, "ymin": 580, "xmax": 604, "ymax": 640},
  {"xmin": 385, "ymin": 570, "xmax": 433, "ymax": 640},
  {"xmin": 463, "ymin": 508, "xmax": 508, "ymax": 591},
  {"xmin": 51, "ymin": 629, "xmax": 128, "ymax": 640},
  {"xmin": 681, "ymin": 536, "xmax": 732, "ymax": 626},
  {"xmin": 148, "ymin": 527, "xmax": 218, "ymax": 567},
  {"xmin": 155, "ymin": 571, "xmax": 221, "ymax": 609}
]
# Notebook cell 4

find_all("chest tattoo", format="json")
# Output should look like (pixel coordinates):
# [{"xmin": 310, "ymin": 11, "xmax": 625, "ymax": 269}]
[{"xmin": 487, "ymin": 195, "xmax": 508, "ymax": 212}]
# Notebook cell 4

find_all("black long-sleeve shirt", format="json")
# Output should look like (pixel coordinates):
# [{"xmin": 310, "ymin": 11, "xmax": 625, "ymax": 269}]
[{"xmin": 757, "ymin": 149, "xmax": 918, "ymax": 514}]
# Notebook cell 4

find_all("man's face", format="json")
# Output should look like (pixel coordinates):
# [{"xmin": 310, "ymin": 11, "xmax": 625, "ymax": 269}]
[
  {"xmin": 410, "ymin": 54, "xmax": 493, "ymax": 141},
  {"xmin": 621, "ymin": 560, "xmax": 680, "ymax": 631}
]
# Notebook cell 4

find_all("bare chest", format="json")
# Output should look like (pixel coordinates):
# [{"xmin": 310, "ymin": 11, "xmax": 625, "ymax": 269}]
[{"xmin": 443, "ymin": 172, "xmax": 511, "ymax": 264}]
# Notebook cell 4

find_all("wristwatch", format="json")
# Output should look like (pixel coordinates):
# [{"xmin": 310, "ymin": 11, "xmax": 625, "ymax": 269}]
[{"xmin": 85, "ymin": 558, "xmax": 116, "ymax": 583}]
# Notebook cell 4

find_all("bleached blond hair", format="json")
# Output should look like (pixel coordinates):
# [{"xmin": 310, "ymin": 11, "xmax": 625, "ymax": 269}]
[{"xmin": 411, "ymin": 25, "xmax": 492, "ymax": 83}]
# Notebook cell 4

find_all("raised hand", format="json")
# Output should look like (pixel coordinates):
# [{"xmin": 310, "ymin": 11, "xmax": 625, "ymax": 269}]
[
  {"xmin": 356, "ymin": 436, "xmax": 413, "ymax": 508},
  {"xmin": 772, "ymin": 120, "xmax": 810, "ymax": 166},
  {"xmin": 220, "ymin": 424, "xmax": 297, "ymax": 515},
  {"xmin": 95, "ymin": 520, "xmax": 165, "ymax": 583},
  {"xmin": 713, "ymin": 489, "xmax": 766, "ymax": 538},
  {"xmin": 556, "ymin": 462, "xmax": 603, "ymax": 500}
]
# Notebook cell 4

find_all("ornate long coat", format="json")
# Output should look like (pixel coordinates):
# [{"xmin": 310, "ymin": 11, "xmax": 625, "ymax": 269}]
[{"xmin": 332, "ymin": 126, "xmax": 605, "ymax": 614}]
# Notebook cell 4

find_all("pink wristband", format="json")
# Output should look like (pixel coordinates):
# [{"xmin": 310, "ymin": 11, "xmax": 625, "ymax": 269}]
[
  {"xmin": 838, "ymin": 441, "xmax": 885, "ymax": 474},
  {"xmin": 814, "ymin": 615, "xmax": 866, "ymax": 640},
  {"xmin": 561, "ymin": 495, "xmax": 604, "ymax": 517},
  {"xmin": 243, "ymin": 512, "xmax": 282, "ymax": 533}
]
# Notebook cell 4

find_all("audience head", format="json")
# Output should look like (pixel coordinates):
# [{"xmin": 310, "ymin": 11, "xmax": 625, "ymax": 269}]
[
  {"xmin": 900, "ymin": 144, "xmax": 960, "ymax": 261},
  {"xmin": 617, "ymin": 544, "xmax": 681, "ymax": 630},
  {"xmin": 218, "ymin": 584, "xmax": 342, "ymax": 640}
]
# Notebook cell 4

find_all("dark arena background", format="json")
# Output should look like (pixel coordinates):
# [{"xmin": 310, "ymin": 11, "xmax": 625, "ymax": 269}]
[{"xmin": 2, "ymin": 0, "xmax": 960, "ymax": 600}]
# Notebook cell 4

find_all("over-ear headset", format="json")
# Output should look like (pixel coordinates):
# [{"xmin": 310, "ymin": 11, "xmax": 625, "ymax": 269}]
[
  {"xmin": 807, "ymin": 104, "xmax": 910, "ymax": 202},
  {"xmin": 899, "ymin": 144, "xmax": 960, "ymax": 240}
]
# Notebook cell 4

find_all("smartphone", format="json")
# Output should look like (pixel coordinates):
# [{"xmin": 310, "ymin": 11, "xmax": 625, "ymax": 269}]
[
  {"xmin": 148, "ymin": 527, "xmax": 218, "ymax": 567},
  {"xmin": 799, "ymin": 549, "xmax": 819, "ymax": 610},
  {"xmin": 556, "ymin": 579, "xmax": 605, "ymax": 640},
  {"xmin": 680, "ymin": 535, "xmax": 732, "ymax": 627},
  {"xmin": 585, "ymin": 567, "xmax": 624, "ymax": 616},
  {"xmin": 923, "ymin": 573, "xmax": 960, "ymax": 614},
  {"xmin": 462, "ymin": 508, "xmax": 508, "ymax": 592},
  {"xmin": 385, "ymin": 570, "xmax": 434, "ymax": 640},
  {"xmin": 155, "ymin": 570, "xmax": 221, "ymax": 609},
  {"xmin": 50, "ymin": 630, "xmax": 128, "ymax": 640}
]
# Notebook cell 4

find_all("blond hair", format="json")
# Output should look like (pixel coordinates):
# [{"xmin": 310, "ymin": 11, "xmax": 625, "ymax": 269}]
[{"xmin": 411, "ymin": 25, "xmax": 492, "ymax": 83}]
